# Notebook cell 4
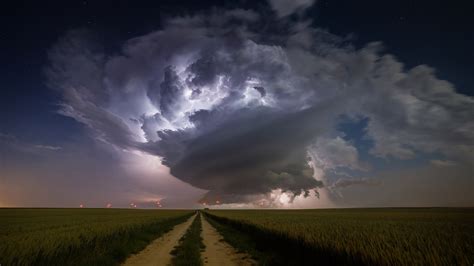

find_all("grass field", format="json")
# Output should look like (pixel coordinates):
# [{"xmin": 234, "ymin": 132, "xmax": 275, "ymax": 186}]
[
  {"xmin": 2, "ymin": 208, "xmax": 473, "ymax": 265},
  {"xmin": 204, "ymin": 208, "xmax": 474, "ymax": 265},
  {"xmin": 170, "ymin": 213, "xmax": 204, "ymax": 266},
  {"xmin": 0, "ymin": 208, "xmax": 194, "ymax": 266}
]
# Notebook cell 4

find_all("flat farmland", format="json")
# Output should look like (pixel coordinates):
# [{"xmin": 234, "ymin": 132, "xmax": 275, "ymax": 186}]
[
  {"xmin": 0, "ymin": 208, "xmax": 194, "ymax": 265},
  {"xmin": 2, "ymin": 208, "xmax": 473, "ymax": 265},
  {"xmin": 205, "ymin": 208, "xmax": 474, "ymax": 265}
]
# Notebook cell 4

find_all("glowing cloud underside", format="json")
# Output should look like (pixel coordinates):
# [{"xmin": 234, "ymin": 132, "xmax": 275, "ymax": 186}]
[{"xmin": 45, "ymin": 6, "xmax": 474, "ymax": 206}]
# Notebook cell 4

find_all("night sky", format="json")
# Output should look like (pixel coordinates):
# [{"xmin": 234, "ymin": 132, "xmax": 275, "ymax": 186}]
[{"xmin": 1, "ymin": 0, "xmax": 473, "ymax": 208}]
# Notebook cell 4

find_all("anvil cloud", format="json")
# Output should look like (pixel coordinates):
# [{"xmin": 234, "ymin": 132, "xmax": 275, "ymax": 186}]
[{"xmin": 45, "ymin": 3, "xmax": 474, "ymax": 206}]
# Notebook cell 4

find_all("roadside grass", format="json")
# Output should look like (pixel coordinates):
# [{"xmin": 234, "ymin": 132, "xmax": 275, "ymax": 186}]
[
  {"xmin": 203, "ymin": 212, "xmax": 344, "ymax": 266},
  {"xmin": 203, "ymin": 213, "xmax": 276, "ymax": 265},
  {"xmin": 0, "ymin": 209, "xmax": 194, "ymax": 266},
  {"xmin": 170, "ymin": 213, "xmax": 205, "ymax": 266},
  {"xmin": 204, "ymin": 208, "xmax": 474, "ymax": 265}
]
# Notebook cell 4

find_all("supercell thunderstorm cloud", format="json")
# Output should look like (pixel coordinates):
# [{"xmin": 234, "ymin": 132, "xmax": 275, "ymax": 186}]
[{"xmin": 32, "ymin": 0, "xmax": 473, "ymax": 207}]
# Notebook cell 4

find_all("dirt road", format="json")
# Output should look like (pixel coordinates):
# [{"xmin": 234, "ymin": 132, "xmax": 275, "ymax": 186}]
[
  {"xmin": 200, "ymin": 214, "xmax": 256, "ymax": 266},
  {"xmin": 122, "ymin": 214, "xmax": 196, "ymax": 266}
]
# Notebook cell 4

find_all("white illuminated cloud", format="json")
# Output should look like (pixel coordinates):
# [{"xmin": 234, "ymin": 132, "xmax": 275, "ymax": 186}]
[{"xmin": 44, "ymin": 6, "xmax": 474, "ymax": 207}]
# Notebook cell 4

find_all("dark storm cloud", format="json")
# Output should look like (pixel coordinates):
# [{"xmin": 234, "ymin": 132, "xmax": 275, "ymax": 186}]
[
  {"xmin": 159, "ymin": 66, "xmax": 185, "ymax": 121},
  {"xmin": 46, "ymin": 2, "xmax": 474, "ymax": 205},
  {"xmin": 142, "ymin": 105, "xmax": 338, "ymax": 200},
  {"xmin": 254, "ymin": 86, "xmax": 266, "ymax": 97}
]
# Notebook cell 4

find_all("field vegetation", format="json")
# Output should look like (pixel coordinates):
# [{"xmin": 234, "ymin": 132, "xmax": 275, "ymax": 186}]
[
  {"xmin": 204, "ymin": 208, "xmax": 474, "ymax": 265},
  {"xmin": 0, "ymin": 208, "xmax": 194, "ymax": 266},
  {"xmin": 3, "ymin": 208, "xmax": 473, "ymax": 265},
  {"xmin": 170, "ymin": 213, "xmax": 204, "ymax": 266}
]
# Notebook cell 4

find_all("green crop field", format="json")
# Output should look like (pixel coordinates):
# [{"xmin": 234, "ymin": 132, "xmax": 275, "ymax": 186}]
[
  {"xmin": 205, "ymin": 208, "xmax": 474, "ymax": 265},
  {"xmin": 0, "ymin": 208, "xmax": 194, "ymax": 266},
  {"xmin": 2, "ymin": 208, "xmax": 473, "ymax": 266}
]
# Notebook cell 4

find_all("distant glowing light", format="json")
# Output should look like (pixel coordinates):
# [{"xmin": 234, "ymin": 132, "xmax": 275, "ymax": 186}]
[
  {"xmin": 215, "ymin": 200, "xmax": 220, "ymax": 204},
  {"xmin": 106, "ymin": 203, "xmax": 112, "ymax": 208},
  {"xmin": 79, "ymin": 204, "xmax": 84, "ymax": 208},
  {"xmin": 279, "ymin": 193, "xmax": 291, "ymax": 204}
]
